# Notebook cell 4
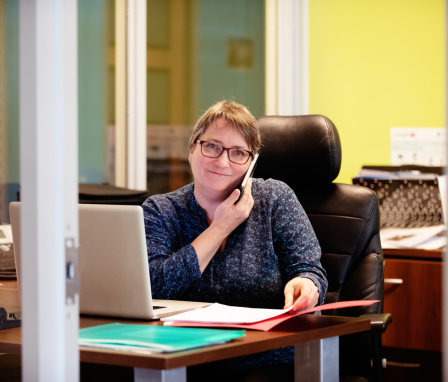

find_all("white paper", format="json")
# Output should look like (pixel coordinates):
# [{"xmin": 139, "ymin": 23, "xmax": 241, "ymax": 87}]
[
  {"xmin": 381, "ymin": 225, "xmax": 446, "ymax": 249},
  {"xmin": 161, "ymin": 303, "xmax": 292, "ymax": 324},
  {"xmin": 79, "ymin": 338, "xmax": 173, "ymax": 352},
  {"xmin": 356, "ymin": 168, "xmax": 438, "ymax": 180},
  {"xmin": 438, "ymin": 175, "xmax": 447, "ymax": 224}
]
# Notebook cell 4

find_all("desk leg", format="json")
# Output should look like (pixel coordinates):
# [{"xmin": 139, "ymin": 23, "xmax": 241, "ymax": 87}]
[
  {"xmin": 134, "ymin": 367, "xmax": 186, "ymax": 382},
  {"xmin": 295, "ymin": 337, "xmax": 339, "ymax": 382}
]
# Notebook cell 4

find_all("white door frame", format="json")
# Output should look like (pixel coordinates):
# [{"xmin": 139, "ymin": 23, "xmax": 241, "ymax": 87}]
[
  {"xmin": 265, "ymin": 0, "xmax": 308, "ymax": 116},
  {"xmin": 19, "ymin": 0, "xmax": 79, "ymax": 380},
  {"xmin": 115, "ymin": 0, "xmax": 147, "ymax": 191},
  {"xmin": 443, "ymin": 2, "xmax": 448, "ymax": 381}
]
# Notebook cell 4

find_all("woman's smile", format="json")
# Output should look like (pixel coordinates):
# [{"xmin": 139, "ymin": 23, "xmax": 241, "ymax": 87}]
[{"xmin": 208, "ymin": 169, "xmax": 231, "ymax": 177}]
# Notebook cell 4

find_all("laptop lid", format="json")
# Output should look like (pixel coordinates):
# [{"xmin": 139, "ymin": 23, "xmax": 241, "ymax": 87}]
[{"xmin": 9, "ymin": 202, "xmax": 208, "ymax": 320}]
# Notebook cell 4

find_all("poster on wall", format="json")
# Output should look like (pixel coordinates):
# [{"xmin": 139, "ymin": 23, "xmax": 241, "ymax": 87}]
[{"xmin": 390, "ymin": 127, "xmax": 446, "ymax": 166}]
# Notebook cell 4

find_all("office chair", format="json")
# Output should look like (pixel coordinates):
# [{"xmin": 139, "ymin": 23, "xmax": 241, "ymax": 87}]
[{"xmin": 256, "ymin": 115, "xmax": 391, "ymax": 382}]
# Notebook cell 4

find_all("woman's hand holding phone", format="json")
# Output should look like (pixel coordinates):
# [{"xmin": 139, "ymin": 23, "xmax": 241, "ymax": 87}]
[
  {"xmin": 193, "ymin": 155, "xmax": 257, "ymax": 272},
  {"xmin": 212, "ymin": 177, "xmax": 254, "ymax": 235}
]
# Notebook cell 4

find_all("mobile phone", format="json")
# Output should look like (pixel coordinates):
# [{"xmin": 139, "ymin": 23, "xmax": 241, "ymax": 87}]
[{"xmin": 235, "ymin": 153, "xmax": 259, "ymax": 204}]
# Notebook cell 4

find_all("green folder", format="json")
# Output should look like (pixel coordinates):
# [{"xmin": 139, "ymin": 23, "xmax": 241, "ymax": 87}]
[{"xmin": 79, "ymin": 323, "xmax": 245, "ymax": 353}]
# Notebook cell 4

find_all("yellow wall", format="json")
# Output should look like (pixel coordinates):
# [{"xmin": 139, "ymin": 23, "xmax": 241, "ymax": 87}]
[{"xmin": 309, "ymin": 0, "xmax": 445, "ymax": 184}]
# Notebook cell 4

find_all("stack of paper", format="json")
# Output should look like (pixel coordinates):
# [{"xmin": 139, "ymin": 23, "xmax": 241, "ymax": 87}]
[
  {"xmin": 380, "ymin": 224, "xmax": 446, "ymax": 250},
  {"xmin": 79, "ymin": 323, "xmax": 245, "ymax": 353},
  {"xmin": 162, "ymin": 300, "xmax": 379, "ymax": 331}
]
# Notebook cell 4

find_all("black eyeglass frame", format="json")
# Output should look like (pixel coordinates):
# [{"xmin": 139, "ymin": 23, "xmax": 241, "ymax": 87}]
[{"xmin": 195, "ymin": 140, "xmax": 253, "ymax": 165}]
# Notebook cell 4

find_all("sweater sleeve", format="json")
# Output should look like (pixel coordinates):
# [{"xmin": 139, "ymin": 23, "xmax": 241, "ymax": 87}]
[
  {"xmin": 142, "ymin": 197, "xmax": 202, "ymax": 299},
  {"xmin": 270, "ymin": 181, "xmax": 328, "ymax": 305}
]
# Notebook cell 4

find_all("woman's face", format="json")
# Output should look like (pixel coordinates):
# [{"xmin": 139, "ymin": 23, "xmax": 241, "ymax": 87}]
[{"xmin": 189, "ymin": 118, "xmax": 251, "ymax": 199}]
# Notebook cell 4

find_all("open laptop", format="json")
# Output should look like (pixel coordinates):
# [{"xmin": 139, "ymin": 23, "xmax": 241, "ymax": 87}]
[{"xmin": 9, "ymin": 202, "xmax": 209, "ymax": 320}]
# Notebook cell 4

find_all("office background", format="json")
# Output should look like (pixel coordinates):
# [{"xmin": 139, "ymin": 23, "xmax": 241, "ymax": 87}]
[
  {"xmin": 1, "ymin": 0, "xmax": 444, "ymax": 213},
  {"xmin": 0, "ymin": 0, "xmax": 446, "ymax": 380},
  {"xmin": 309, "ymin": 0, "xmax": 445, "ymax": 183}
]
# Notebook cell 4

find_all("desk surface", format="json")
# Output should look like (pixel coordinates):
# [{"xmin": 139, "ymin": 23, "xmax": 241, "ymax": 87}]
[
  {"xmin": 0, "ymin": 280, "xmax": 370, "ymax": 371},
  {"xmin": 383, "ymin": 247, "xmax": 443, "ymax": 260}
]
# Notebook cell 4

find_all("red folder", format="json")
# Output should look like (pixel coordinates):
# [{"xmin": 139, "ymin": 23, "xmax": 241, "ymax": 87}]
[{"xmin": 163, "ymin": 300, "xmax": 379, "ymax": 331}]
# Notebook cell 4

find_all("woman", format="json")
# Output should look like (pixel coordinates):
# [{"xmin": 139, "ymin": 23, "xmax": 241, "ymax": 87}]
[{"xmin": 142, "ymin": 100, "xmax": 327, "ymax": 381}]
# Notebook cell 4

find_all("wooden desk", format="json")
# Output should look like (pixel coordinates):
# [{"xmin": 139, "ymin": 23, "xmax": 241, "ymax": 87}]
[
  {"xmin": 383, "ymin": 248, "xmax": 442, "ymax": 352},
  {"xmin": 0, "ymin": 280, "xmax": 370, "ymax": 382}
]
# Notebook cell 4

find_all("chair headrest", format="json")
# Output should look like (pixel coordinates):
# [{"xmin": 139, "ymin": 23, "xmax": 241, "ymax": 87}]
[{"xmin": 256, "ymin": 115, "xmax": 342, "ymax": 185}]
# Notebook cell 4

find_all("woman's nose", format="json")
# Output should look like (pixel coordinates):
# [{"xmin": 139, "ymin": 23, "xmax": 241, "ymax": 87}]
[{"xmin": 215, "ymin": 150, "xmax": 231, "ymax": 167}]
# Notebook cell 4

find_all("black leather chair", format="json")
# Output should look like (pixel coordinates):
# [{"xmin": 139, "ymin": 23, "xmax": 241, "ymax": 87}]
[{"xmin": 256, "ymin": 115, "xmax": 391, "ymax": 382}]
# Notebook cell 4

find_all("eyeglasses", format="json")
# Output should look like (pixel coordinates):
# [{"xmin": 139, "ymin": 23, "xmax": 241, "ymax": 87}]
[{"xmin": 195, "ymin": 140, "xmax": 253, "ymax": 165}]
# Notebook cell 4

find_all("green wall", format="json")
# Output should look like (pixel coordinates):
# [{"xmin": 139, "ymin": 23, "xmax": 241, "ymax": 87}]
[
  {"xmin": 309, "ymin": 0, "xmax": 445, "ymax": 184},
  {"xmin": 78, "ymin": 0, "xmax": 109, "ymax": 183},
  {"xmin": 195, "ymin": 0, "xmax": 265, "ymax": 119},
  {"xmin": 5, "ymin": 0, "xmax": 109, "ymax": 188}
]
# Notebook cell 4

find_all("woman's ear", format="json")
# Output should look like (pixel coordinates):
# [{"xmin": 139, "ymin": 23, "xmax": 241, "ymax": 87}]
[{"xmin": 188, "ymin": 144, "xmax": 194, "ymax": 163}]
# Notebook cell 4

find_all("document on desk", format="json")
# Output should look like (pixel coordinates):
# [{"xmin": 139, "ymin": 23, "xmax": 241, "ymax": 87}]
[
  {"xmin": 380, "ymin": 224, "xmax": 446, "ymax": 249},
  {"xmin": 79, "ymin": 323, "xmax": 245, "ymax": 353},
  {"xmin": 162, "ymin": 300, "xmax": 379, "ymax": 331}
]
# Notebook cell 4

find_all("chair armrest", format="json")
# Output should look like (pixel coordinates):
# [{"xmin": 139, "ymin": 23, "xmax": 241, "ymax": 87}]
[{"xmin": 359, "ymin": 313, "xmax": 392, "ymax": 333}]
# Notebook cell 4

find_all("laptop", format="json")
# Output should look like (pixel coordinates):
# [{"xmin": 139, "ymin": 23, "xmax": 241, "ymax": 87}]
[{"xmin": 9, "ymin": 202, "xmax": 209, "ymax": 320}]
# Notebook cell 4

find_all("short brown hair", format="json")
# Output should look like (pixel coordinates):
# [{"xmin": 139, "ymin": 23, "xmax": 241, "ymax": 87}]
[{"xmin": 188, "ymin": 100, "xmax": 261, "ymax": 154}]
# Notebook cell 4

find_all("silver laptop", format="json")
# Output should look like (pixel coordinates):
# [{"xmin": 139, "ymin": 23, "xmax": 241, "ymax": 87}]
[{"xmin": 9, "ymin": 202, "xmax": 209, "ymax": 320}]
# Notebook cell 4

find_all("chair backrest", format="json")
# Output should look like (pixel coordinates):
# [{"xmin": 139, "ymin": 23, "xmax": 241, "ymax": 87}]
[{"xmin": 256, "ymin": 115, "xmax": 384, "ymax": 316}]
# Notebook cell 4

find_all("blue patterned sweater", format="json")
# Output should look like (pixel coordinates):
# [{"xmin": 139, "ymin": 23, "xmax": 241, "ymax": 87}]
[{"xmin": 142, "ymin": 178, "xmax": 327, "ymax": 370}]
